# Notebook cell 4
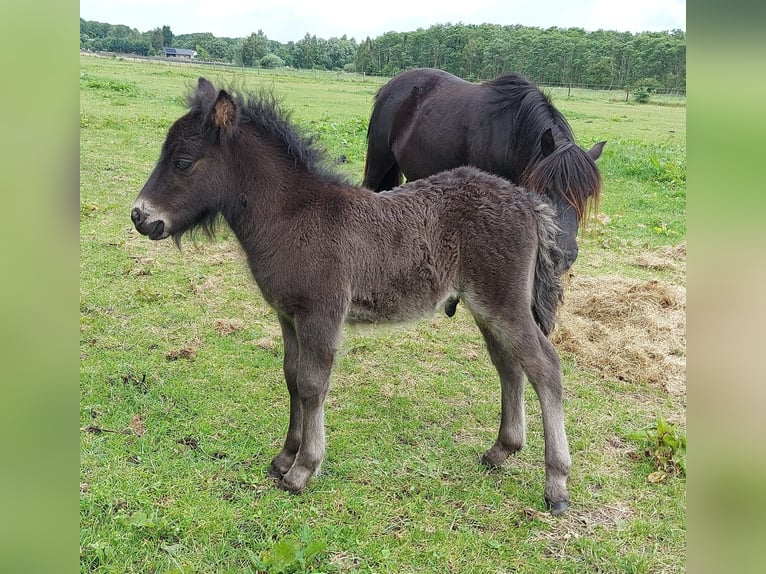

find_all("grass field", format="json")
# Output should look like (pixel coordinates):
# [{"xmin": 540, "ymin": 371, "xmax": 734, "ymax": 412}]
[{"xmin": 80, "ymin": 55, "xmax": 686, "ymax": 573}]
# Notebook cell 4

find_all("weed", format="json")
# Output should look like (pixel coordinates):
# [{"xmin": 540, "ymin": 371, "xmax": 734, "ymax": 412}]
[
  {"xmin": 247, "ymin": 526, "xmax": 328, "ymax": 573},
  {"xmin": 627, "ymin": 417, "xmax": 687, "ymax": 477}
]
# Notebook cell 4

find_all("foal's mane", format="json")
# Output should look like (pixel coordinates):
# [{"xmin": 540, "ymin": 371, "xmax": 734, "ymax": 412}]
[
  {"xmin": 172, "ymin": 81, "xmax": 349, "ymax": 246},
  {"xmin": 188, "ymin": 82, "xmax": 347, "ymax": 186},
  {"xmin": 482, "ymin": 73, "xmax": 600, "ymax": 223}
]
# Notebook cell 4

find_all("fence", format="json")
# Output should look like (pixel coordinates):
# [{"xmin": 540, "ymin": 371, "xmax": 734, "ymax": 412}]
[{"xmin": 80, "ymin": 51, "xmax": 686, "ymax": 101}]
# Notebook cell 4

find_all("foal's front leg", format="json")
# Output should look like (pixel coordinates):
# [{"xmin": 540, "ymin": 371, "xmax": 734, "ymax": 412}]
[
  {"xmin": 278, "ymin": 312, "xmax": 341, "ymax": 493},
  {"xmin": 268, "ymin": 316, "xmax": 302, "ymax": 479}
]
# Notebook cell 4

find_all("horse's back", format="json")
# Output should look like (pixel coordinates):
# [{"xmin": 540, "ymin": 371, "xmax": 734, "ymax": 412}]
[
  {"xmin": 375, "ymin": 68, "xmax": 464, "ymax": 101},
  {"xmin": 370, "ymin": 69, "xmax": 514, "ymax": 183},
  {"xmin": 371, "ymin": 68, "xmax": 466, "ymax": 143},
  {"xmin": 379, "ymin": 167, "xmax": 541, "ymax": 267}
]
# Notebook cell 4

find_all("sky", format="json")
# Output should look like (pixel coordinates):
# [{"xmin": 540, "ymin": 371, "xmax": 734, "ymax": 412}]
[{"xmin": 80, "ymin": 0, "xmax": 685, "ymax": 44}]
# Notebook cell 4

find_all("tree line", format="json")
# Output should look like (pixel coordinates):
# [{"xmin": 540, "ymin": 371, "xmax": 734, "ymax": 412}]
[{"xmin": 80, "ymin": 19, "xmax": 685, "ymax": 92}]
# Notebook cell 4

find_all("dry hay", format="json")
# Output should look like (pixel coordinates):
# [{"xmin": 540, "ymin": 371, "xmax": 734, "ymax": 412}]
[{"xmin": 551, "ymin": 267, "xmax": 686, "ymax": 396}]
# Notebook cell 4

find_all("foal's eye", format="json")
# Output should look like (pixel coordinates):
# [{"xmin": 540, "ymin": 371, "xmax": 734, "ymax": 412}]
[{"xmin": 174, "ymin": 159, "xmax": 193, "ymax": 171}]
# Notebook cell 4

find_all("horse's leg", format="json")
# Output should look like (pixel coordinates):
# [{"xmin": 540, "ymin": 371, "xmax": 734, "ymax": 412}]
[
  {"xmin": 521, "ymin": 330, "xmax": 571, "ymax": 515},
  {"xmin": 278, "ymin": 312, "xmax": 341, "ymax": 493},
  {"xmin": 268, "ymin": 315, "xmax": 302, "ymax": 479},
  {"xmin": 378, "ymin": 164, "xmax": 403, "ymax": 192},
  {"xmin": 477, "ymin": 324, "xmax": 526, "ymax": 467}
]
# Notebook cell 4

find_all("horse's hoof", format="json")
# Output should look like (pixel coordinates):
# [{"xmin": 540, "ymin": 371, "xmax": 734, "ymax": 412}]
[{"xmin": 546, "ymin": 499, "xmax": 569, "ymax": 516}]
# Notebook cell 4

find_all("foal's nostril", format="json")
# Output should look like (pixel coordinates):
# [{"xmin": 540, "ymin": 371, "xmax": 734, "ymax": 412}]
[{"xmin": 131, "ymin": 207, "xmax": 143, "ymax": 224}]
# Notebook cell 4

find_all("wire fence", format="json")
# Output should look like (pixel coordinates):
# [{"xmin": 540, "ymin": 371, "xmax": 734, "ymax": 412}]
[{"xmin": 81, "ymin": 51, "xmax": 686, "ymax": 102}]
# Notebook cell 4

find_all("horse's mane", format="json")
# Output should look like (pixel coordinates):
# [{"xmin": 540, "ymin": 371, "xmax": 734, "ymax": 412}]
[
  {"xmin": 484, "ymin": 74, "xmax": 600, "ymax": 223},
  {"xmin": 524, "ymin": 144, "xmax": 601, "ymax": 224},
  {"xmin": 187, "ymin": 82, "xmax": 348, "ymax": 186},
  {"xmin": 484, "ymin": 74, "xmax": 575, "ymax": 162}
]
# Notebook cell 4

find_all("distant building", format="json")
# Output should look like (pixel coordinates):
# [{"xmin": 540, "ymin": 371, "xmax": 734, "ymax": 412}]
[{"xmin": 163, "ymin": 47, "xmax": 197, "ymax": 59}]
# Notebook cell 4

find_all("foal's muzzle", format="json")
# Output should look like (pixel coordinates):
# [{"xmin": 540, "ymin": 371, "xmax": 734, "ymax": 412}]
[{"xmin": 131, "ymin": 206, "xmax": 167, "ymax": 240}]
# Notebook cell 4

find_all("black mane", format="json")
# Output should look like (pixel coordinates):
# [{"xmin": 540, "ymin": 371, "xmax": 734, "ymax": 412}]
[
  {"xmin": 482, "ymin": 74, "xmax": 598, "ymax": 221},
  {"xmin": 485, "ymin": 73, "xmax": 575, "ymax": 149}
]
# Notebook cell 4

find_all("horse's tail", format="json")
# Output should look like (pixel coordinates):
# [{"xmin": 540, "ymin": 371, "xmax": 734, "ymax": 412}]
[
  {"xmin": 531, "ymin": 199, "xmax": 565, "ymax": 336},
  {"xmin": 362, "ymin": 116, "xmax": 403, "ymax": 191}
]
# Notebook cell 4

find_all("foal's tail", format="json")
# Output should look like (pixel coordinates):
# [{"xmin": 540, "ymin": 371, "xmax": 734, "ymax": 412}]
[{"xmin": 531, "ymin": 200, "xmax": 565, "ymax": 336}]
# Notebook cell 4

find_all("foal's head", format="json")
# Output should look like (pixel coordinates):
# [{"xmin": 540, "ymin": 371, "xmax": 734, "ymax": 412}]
[{"xmin": 131, "ymin": 78, "xmax": 241, "ymax": 244}]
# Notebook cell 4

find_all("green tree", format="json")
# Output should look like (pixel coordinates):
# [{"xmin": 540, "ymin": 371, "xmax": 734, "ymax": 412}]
[
  {"xmin": 78, "ymin": 18, "xmax": 685, "ymax": 92},
  {"xmin": 147, "ymin": 28, "xmax": 163, "ymax": 54},
  {"xmin": 355, "ymin": 38, "xmax": 374, "ymax": 74},
  {"xmin": 205, "ymin": 38, "xmax": 234, "ymax": 62},
  {"xmin": 241, "ymin": 30, "xmax": 270, "ymax": 67},
  {"xmin": 260, "ymin": 54, "xmax": 285, "ymax": 68},
  {"xmin": 195, "ymin": 44, "xmax": 210, "ymax": 60},
  {"xmin": 294, "ymin": 34, "xmax": 321, "ymax": 69},
  {"xmin": 161, "ymin": 25, "xmax": 173, "ymax": 47},
  {"xmin": 325, "ymin": 36, "xmax": 356, "ymax": 70}
]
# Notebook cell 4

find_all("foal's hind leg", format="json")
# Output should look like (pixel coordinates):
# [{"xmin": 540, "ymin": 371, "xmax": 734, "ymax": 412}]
[
  {"xmin": 522, "ymin": 330, "xmax": 572, "ymax": 515},
  {"xmin": 477, "ymin": 324, "xmax": 526, "ymax": 467},
  {"xmin": 476, "ymin": 318, "xmax": 571, "ymax": 514}
]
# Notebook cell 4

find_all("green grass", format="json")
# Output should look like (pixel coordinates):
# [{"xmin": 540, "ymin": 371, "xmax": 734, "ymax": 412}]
[{"xmin": 80, "ymin": 55, "xmax": 686, "ymax": 572}]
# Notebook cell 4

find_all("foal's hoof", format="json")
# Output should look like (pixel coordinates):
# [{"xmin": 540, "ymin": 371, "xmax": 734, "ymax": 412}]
[
  {"xmin": 545, "ymin": 498, "xmax": 569, "ymax": 516},
  {"xmin": 278, "ymin": 468, "xmax": 312, "ymax": 494},
  {"xmin": 267, "ymin": 466, "xmax": 284, "ymax": 480},
  {"xmin": 278, "ymin": 477, "xmax": 307, "ymax": 495},
  {"xmin": 480, "ymin": 447, "xmax": 511, "ymax": 469},
  {"xmin": 480, "ymin": 454, "xmax": 500, "ymax": 469},
  {"xmin": 277, "ymin": 480, "xmax": 303, "ymax": 494}
]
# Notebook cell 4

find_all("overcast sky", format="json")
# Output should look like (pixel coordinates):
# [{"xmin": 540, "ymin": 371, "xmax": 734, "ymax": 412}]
[{"xmin": 80, "ymin": 0, "xmax": 685, "ymax": 44}]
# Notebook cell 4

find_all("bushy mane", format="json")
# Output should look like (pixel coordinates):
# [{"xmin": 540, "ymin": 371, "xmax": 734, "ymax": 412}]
[
  {"xmin": 187, "ymin": 81, "xmax": 348, "ymax": 186},
  {"xmin": 173, "ymin": 81, "xmax": 349, "ymax": 246},
  {"xmin": 484, "ymin": 74, "xmax": 600, "ymax": 224}
]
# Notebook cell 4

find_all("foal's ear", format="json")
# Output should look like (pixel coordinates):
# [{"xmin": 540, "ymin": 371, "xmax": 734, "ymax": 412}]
[
  {"xmin": 540, "ymin": 128, "xmax": 556, "ymax": 157},
  {"xmin": 212, "ymin": 90, "xmax": 239, "ymax": 132},
  {"xmin": 197, "ymin": 77, "xmax": 216, "ymax": 100}
]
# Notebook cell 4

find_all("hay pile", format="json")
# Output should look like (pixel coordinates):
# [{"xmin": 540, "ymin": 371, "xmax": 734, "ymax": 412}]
[{"xmin": 551, "ymin": 255, "xmax": 686, "ymax": 396}]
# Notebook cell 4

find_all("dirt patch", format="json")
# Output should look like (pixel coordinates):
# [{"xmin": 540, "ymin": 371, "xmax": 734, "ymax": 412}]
[
  {"xmin": 551, "ymin": 267, "xmax": 686, "ymax": 397},
  {"xmin": 129, "ymin": 413, "xmax": 146, "ymax": 437},
  {"xmin": 526, "ymin": 500, "xmax": 636, "ymax": 558},
  {"xmin": 214, "ymin": 318, "xmax": 244, "ymax": 335},
  {"xmin": 165, "ymin": 346, "xmax": 198, "ymax": 361}
]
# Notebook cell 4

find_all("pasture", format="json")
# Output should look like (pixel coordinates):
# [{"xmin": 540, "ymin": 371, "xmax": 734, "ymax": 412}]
[{"xmin": 80, "ymin": 55, "xmax": 686, "ymax": 573}]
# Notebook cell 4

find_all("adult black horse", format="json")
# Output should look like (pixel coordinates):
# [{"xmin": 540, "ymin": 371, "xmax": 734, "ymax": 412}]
[{"xmin": 363, "ymin": 68, "xmax": 605, "ymax": 284}]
